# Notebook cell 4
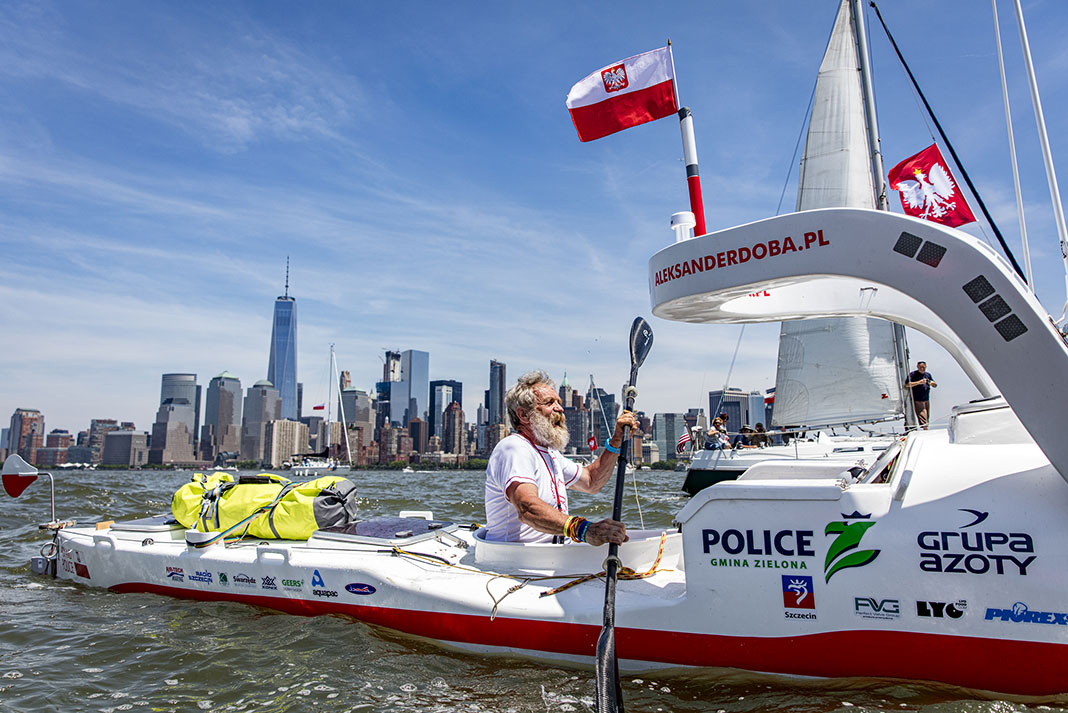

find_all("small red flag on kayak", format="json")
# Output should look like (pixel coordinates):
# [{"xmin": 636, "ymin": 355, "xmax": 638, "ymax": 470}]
[
  {"xmin": 888, "ymin": 144, "xmax": 976, "ymax": 227},
  {"xmin": 566, "ymin": 46, "xmax": 679, "ymax": 142},
  {"xmin": 3, "ymin": 473, "xmax": 38, "ymax": 498},
  {"xmin": 587, "ymin": 436, "xmax": 597, "ymax": 452}
]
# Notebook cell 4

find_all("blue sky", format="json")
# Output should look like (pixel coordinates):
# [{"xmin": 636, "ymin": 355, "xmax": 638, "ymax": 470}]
[{"xmin": 2, "ymin": 1, "xmax": 1066, "ymax": 435}]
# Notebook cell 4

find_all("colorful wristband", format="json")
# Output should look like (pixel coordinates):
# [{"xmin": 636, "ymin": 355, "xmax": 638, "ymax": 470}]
[{"xmin": 604, "ymin": 442, "xmax": 620, "ymax": 454}]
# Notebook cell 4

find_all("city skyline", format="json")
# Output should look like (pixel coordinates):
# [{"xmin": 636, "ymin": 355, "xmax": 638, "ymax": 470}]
[{"xmin": 5, "ymin": 2, "xmax": 1067, "ymax": 433}]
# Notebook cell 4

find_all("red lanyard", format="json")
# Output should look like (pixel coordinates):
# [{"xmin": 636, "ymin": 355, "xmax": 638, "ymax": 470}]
[{"xmin": 521, "ymin": 434, "xmax": 565, "ymax": 511}]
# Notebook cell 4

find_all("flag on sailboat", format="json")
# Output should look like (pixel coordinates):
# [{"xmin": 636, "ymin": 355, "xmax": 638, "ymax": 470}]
[
  {"xmin": 764, "ymin": 388, "xmax": 775, "ymax": 405},
  {"xmin": 888, "ymin": 144, "xmax": 976, "ymax": 227},
  {"xmin": 676, "ymin": 430, "xmax": 691, "ymax": 453},
  {"xmin": 312, "ymin": 404, "xmax": 325, "ymax": 411},
  {"xmin": 566, "ymin": 46, "xmax": 678, "ymax": 142}
]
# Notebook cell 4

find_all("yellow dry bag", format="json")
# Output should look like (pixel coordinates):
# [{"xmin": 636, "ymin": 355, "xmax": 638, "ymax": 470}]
[{"xmin": 171, "ymin": 471, "xmax": 358, "ymax": 540}]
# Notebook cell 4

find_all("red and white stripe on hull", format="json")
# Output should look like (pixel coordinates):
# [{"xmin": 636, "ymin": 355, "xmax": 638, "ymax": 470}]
[{"xmin": 111, "ymin": 582, "xmax": 1068, "ymax": 696}]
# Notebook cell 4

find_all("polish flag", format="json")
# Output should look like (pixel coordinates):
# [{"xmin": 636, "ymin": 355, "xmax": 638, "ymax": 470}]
[
  {"xmin": 312, "ymin": 404, "xmax": 325, "ymax": 411},
  {"xmin": 888, "ymin": 144, "xmax": 976, "ymax": 227},
  {"xmin": 566, "ymin": 46, "xmax": 679, "ymax": 142}
]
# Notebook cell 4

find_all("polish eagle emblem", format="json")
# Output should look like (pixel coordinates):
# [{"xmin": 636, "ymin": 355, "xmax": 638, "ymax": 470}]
[
  {"xmin": 896, "ymin": 163, "xmax": 960, "ymax": 222},
  {"xmin": 601, "ymin": 64, "xmax": 629, "ymax": 93}
]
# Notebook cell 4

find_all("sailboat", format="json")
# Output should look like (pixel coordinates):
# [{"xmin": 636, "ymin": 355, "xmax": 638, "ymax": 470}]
[
  {"xmin": 291, "ymin": 345, "xmax": 352, "ymax": 477},
  {"xmin": 16, "ymin": 1, "xmax": 1068, "ymax": 698},
  {"xmin": 683, "ymin": 0, "xmax": 909, "ymax": 494}
]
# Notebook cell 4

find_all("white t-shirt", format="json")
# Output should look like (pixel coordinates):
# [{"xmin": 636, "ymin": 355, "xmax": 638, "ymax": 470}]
[{"xmin": 484, "ymin": 433, "xmax": 582, "ymax": 543}]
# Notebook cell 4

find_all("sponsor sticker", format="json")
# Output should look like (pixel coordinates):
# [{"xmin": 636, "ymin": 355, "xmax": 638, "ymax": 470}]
[
  {"xmin": 165, "ymin": 566, "xmax": 185, "ymax": 583},
  {"xmin": 261, "ymin": 575, "xmax": 278, "ymax": 591},
  {"xmin": 703, "ymin": 528, "xmax": 815, "ymax": 570},
  {"xmin": 60, "ymin": 546, "xmax": 91, "ymax": 579},
  {"xmin": 782, "ymin": 575, "xmax": 816, "ymax": 619},
  {"xmin": 917, "ymin": 600, "xmax": 967, "ymax": 618},
  {"xmin": 312, "ymin": 569, "xmax": 326, "ymax": 588},
  {"xmin": 188, "ymin": 570, "xmax": 213, "ymax": 584},
  {"xmin": 918, "ymin": 509, "xmax": 1035, "ymax": 576},
  {"xmin": 233, "ymin": 573, "xmax": 256, "ymax": 588},
  {"xmin": 702, "ymin": 512, "xmax": 880, "ymax": 582},
  {"xmin": 824, "ymin": 512, "xmax": 881, "ymax": 583},
  {"xmin": 218, "ymin": 573, "xmax": 229, "ymax": 586},
  {"xmin": 854, "ymin": 597, "xmax": 900, "ymax": 620},
  {"xmin": 345, "ymin": 583, "xmax": 376, "ymax": 596},
  {"xmin": 986, "ymin": 602, "xmax": 1068, "ymax": 625},
  {"xmin": 282, "ymin": 578, "xmax": 304, "ymax": 591}
]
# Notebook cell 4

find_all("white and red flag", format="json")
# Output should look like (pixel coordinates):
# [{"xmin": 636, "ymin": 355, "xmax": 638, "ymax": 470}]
[
  {"xmin": 312, "ymin": 403, "xmax": 325, "ymax": 411},
  {"xmin": 566, "ymin": 46, "xmax": 678, "ymax": 142},
  {"xmin": 587, "ymin": 436, "xmax": 598, "ymax": 453},
  {"xmin": 888, "ymin": 144, "xmax": 976, "ymax": 227}
]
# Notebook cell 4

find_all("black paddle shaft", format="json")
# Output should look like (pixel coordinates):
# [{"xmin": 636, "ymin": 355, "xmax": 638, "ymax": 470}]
[{"xmin": 596, "ymin": 317, "xmax": 652, "ymax": 713}]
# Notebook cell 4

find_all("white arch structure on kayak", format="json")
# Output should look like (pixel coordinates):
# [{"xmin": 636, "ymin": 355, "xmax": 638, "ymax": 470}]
[{"xmin": 648, "ymin": 207, "xmax": 1068, "ymax": 482}]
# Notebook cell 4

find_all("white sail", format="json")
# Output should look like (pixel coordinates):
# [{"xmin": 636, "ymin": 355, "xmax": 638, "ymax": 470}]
[{"xmin": 773, "ymin": 0, "xmax": 904, "ymax": 427}]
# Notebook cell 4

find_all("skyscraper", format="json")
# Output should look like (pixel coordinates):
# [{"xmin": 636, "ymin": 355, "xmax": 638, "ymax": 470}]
[
  {"xmin": 148, "ymin": 400, "xmax": 196, "ymax": 464},
  {"xmin": 443, "ymin": 401, "xmax": 465, "ymax": 455},
  {"xmin": 241, "ymin": 380, "xmax": 281, "ymax": 463},
  {"xmin": 88, "ymin": 418, "xmax": 119, "ymax": 464},
  {"xmin": 488, "ymin": 360, "xmax": 506, "ymax": 425},
  {"xmin": 653, "ymin": 412, "xmax": 688, "ymax": 462},
  {"xmin": 202, "ymin": 372, "xmax": 242, "ymax": 461},
  {"xmin": 376, "ymin": 350, "xmax": 402, "ymax": 430},
  {"xmin": 708, "ymin": 387, "xmax": 763, "ymax": 430},
  {"xmin": 267, "ymin": 264, "xmax": 298, "ymax": 420},
  {"xmin": 429, "ymin": 379, "xmax": 463, "ymax": 439},
  {"xmin": 8, "ymin": 408, "xmax": 44, "ymax": 463},
  {"xmin": 390, "ymin": 350, "xmax": 429, "ymax": 426},
  {"xmin": 160, "ymin": 374, "xmax": 200, "ymax": 451}
]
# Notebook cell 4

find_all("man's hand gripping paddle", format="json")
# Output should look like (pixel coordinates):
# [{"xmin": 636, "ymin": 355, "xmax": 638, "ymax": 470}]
[{"xmin": 595, "ymin": 316, "xmax": 653, "ymax": 713}]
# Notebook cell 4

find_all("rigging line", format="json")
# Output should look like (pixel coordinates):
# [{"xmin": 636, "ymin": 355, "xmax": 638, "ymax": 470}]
[
  {"xmin": 776, "ymin": 80, "xmax": 818, "ymax": 216},
  {"xmin": 869, "ymin": 0, "xmax": 1027, "ymax": 283},
  {"xmin": 886, "ymin": 15, "xmax": 1002, "ymax": 258},
  {"xmin": 709, "ymin": 325, "xmax": 747, "ymax": 435},
  {"xmin": 992, "ymin": 0, "xmax": 1033, "ymax": 290},
  {"xmin": 778, "ymin": 0, "xmax": 848, "ymax": 216}
]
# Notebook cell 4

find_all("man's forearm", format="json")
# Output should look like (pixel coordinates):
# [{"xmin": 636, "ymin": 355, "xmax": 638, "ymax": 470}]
[{"xmin": 586, "ymin": 448, "xmax": 620, "ymax": 491}]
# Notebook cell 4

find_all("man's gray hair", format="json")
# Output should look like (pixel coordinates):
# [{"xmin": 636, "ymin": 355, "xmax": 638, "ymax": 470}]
[{"xmin": 505, "ymin": 370, "xmax": 556, "ymax": 431}]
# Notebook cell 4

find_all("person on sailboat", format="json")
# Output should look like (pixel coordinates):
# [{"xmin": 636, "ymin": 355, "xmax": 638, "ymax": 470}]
[
  {"xmin": 904, "ymin": 361, "xmax": 938, "ymax": 430},
  {"xmin": 750, "ymin": 423, "xmax": 771, "ymax": 447},
  {"xmin": 731, "ymin": 425, "xmax": 759, "ymax": 449},
  {"xmin": 484, "ymin": 370, "xmax": 636, "ymax": 546}
]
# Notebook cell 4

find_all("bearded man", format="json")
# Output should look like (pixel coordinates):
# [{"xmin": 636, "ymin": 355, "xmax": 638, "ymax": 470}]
[{"xmin": 484, "ymin": 370, "xmax": 636, "ymax": 545}]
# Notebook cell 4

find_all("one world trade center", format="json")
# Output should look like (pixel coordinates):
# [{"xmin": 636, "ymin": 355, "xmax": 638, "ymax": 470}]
[{"xmin": 267, "ymin": 263, "xmax": 298, "ymax": 420}]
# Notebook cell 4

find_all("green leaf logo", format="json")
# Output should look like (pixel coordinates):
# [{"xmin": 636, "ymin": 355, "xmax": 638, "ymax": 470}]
[{"xmin": 824, "ymin": 519, "xmax": 880, "ymax": 582}]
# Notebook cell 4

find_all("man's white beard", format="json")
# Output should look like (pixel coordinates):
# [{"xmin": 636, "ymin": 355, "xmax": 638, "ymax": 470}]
[{"xmin": 530, "ymin": 409, "xmax": 569, "ymax": 451}]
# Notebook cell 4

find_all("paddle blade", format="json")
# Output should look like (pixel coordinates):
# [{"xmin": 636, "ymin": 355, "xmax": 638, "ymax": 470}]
[
  {"xmin": 629, "ymin": 317, "xmax": 653, "ymax": 371},
  {"xmin": 595, "ymin": 625, "xmax": 622, "ymax": 713},
  {"xmin": 3, "ymin": 473, "xmax": 38, "ymax": 498}
]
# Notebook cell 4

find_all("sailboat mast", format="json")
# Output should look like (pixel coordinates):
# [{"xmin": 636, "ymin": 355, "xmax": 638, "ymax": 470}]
[
  {"xmin": 850, "ymin": 0, "xmax": 888, "ymax": 211},
  {"xmin": 1010, "ymin": 0, "xmax": 1068, "ymax": 318},
  {"xmin": 851, "ymin": 0, "xmax": 916, "ymax": 429},
  {"xmin": 329, "ymin": 343, "xmax": 354, "ymax": 465}
]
